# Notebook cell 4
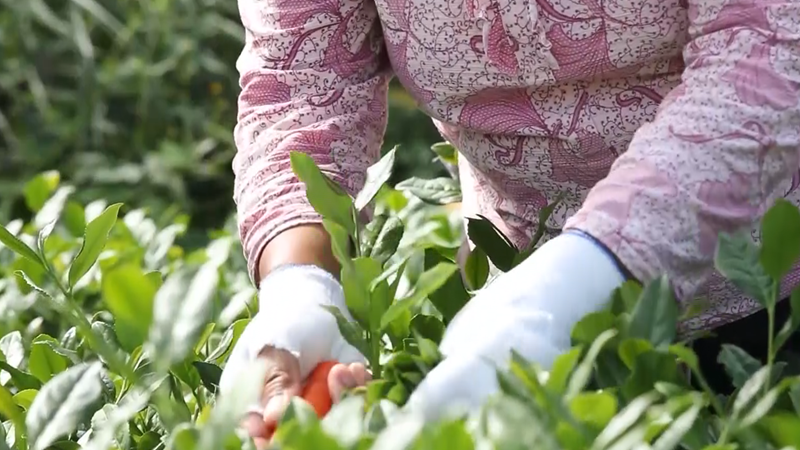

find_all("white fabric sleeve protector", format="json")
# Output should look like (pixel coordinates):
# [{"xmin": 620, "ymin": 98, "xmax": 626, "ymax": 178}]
[{"xmin": 218, "ymin": 265, "xmax": 366, "ymax": 395}]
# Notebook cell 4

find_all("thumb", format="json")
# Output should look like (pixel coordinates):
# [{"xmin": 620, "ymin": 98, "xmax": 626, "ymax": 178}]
[{"xmin": 258, "ymin": 346, "xmax": 303, "ymax": 427}]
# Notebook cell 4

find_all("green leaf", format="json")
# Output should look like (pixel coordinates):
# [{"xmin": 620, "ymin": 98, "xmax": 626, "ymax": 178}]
[
  {"xmin": 718, "ymin": 344, "xmax": 761, "ymax": 390},
  {"xmin": 146, "ymin": 265, "xmax": 219, "ymax": 372},
  {"xmin": 0, "ymin": 361, "xmax": 42, "ymax": 391},
  {"xmin": 776, "ymin": 288, "xmax": 800, "ymax": 351},
  {"xmin": 196, "ymin": 361, "xmax": 269, "ymax": 450},
  {"xmin": 192, "ymin": 361, "xmax": 222, "ymax": 393},
  {"xmin": 394, "ymin": 177, "xmax": 462, "ymax": 205},
  {"xmin": 466, "ymin": 216, "xmax": 517, "ymax": 271},
  {"xmin": 69, "ymin": 203, "xmax": 123, "ymax": 289},
  {"xmin": 651, "ymin": 397, "xmax": 703, "ymax": 450},
  {"xmin": 463, "ymin": 246, "xmax": 489, "ymax": 291},
  {"xmin": 355, "ymin": 147, "xmax": 396, "ymax": 211},
  {"xmin": 715, "ymin": 230, "xmax": 775, "ymax": 307},
  {"xmin": 101, "ymin": 264, "xmax": 157, "ymax": 352},
  {"xmin": 290, "ymin": 151, "xmax": 356, "ymax": 235},
  {"xmin": 409, "ymin": 315, "xmax": 445, "ymax": 344},
  {"xmin": 569, "ymin": 392, "xmax": 617, "ymax": 430},
  {"xmin": 26, "ymin": 362, "xmax": 104, "ymax": 450},
  {"xmin": 571, "ymin": 311, "xmax": 616, "ymax": 345},
  {"xmin": 592, "ymin": 392, "xmax": 659, "ymax": 450},
  {"xmin": 323, "ymin": 219, "xmax": 353, "ymax": 265},
  {"xmin": 62, "ymin": 202, "xmax": 86, "ymax": 238},
  {"xmin": 424, "ymin": 249, "xmax": 470, "ymax": 324},
  {"xmin": 380, "ymin": 262, "xmax": 458, "ymax": 330},
  {"xmin": 567, "ymin": 329, "xmax": 617, "ymax": 398},
  {"xmin": 366, "ymin": 216, "xmax": 404, "ymax": 265},
  {"xmin": 24, "ymin": 171, "xmax": 60, "ymax": 213},
  {"xmin": 759, "ymin": 198, "xmax": 800, "ymax": 279},
  {"xmin": 0, "ymin": 384, "xmax": 25, "ymax": 431},
  {"xmin": 13, "ymin": 389, "xmax": 38, "ymax": 410},
  {"xmin": 545, "ymin": 347, "xmax": 582, "ymax": 394},
  {"xmin": 28, "ymin": 335, "xmax": 68, "ymax": 383},
  {"xmin": 621, "ymin": 351, "xmax": 682, "ymax": 400},
  {"xmin": 430, "ymin": 142, "xmax": 458, "ymax": 166},
  {"xmin": 341, "ymin": 257, "xmax": 384, "ymax": 328},
  {"xmin": 0, "ymin": 224, "xmax": 44, "ymax": 267},
  {"xmin": 321, "ymin": 306, "xmax": 370, "ymax": 358},
  {"xmin": 627, "ymin": 275, "xmax": 678, "ymax": 349},
  {"xmin": 733, "ymin": 365, "xmax": 771, "ymax": 415}
]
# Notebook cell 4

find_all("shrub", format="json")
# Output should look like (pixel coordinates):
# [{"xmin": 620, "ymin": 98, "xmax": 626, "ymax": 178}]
[{"xmin": 0, "ymin": 143, "xmax": 799, "ymax": 450}]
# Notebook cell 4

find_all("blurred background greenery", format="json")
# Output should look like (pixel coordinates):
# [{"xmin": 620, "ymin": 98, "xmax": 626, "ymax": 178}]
[{"xmin": 0, "ymin": 0, "xmax": 444, "ymax": 247}]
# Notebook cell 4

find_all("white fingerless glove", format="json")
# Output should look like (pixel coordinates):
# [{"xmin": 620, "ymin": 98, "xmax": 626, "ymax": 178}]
[
  {"xmin": 219, "ymin": 265, "xmax": 366, "ymax": 394},
  {"xmin": 406, "ymin": 231, "xmax": 627, "ymax": 421}
]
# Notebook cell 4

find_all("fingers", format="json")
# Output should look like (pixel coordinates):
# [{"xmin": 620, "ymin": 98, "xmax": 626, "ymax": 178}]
[
  {"xmin": 259, "ymin": 346, "xmax": 303, "ymax": 426},
  {"xmin": 328, "ymin": 362, "xmax": 372, "ymax": 402}
]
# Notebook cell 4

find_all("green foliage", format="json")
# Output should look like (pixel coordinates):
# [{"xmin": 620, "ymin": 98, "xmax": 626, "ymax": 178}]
[{"xmin": 1, "ymin": 143, "xmax": 800, "ymax": 450}]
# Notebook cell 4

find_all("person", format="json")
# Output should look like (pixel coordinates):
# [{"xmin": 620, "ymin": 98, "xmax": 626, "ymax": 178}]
[{"xmin": 219, "ymin": 0, "xmax": 800, "ymax": 444}]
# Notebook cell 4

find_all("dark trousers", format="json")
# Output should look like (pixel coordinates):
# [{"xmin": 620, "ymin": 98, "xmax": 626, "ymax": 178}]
[{"xmin": 692, "ymin": 297, "xmax": 799, "ymax": 395}]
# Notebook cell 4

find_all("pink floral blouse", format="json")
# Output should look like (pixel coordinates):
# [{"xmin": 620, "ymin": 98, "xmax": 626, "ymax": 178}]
[{"xmin": 232, "ymin": 0, "xmax": 800, "ymax": 335}]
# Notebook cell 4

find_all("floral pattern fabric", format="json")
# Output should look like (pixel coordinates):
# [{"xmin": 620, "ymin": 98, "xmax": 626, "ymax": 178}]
[{"xmin": 233, "ymin": 0, "xmax": 800, "ymax": 335}]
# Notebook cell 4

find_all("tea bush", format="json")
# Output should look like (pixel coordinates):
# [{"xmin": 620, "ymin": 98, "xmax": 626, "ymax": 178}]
[
  {"xmin": 1, "ymin": 143, "xmax": 800, "ymax": 450},
  {"xmin": 0, "ymin": 0, "xmax": 443, "ymax": 233}
]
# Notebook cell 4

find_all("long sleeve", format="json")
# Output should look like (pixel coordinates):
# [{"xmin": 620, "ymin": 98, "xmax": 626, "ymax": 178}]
[
  {"xmin": 233, "ymin": 0, "xmax": 392, "ymax": 282},
  {"xmin": 565, "ymin": 0, "xmax": 800, "ymax": 300}
]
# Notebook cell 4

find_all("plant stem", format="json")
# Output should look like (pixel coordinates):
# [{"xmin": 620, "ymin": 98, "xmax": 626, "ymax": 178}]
[{"xmin": 369, "ymin": 331, "xmax": 382, "ymax": 379}]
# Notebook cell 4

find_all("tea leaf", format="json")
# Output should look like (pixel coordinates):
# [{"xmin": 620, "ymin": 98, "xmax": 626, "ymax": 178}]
[
  {"xmin": 569, "ymin": 392, "xmax": 617, "ymax": 429},
  {"xmin": 628, "ymin": 275, "xmax": 678, "ymax": 349},
  {"xmin": 26, "ymin": 362, "xmax": 104, "ymax": 450},
  {"xmin": 715, "ymin": 230, "xmax": 775, "ymax": 308},
  {"xmin": 147, "ymin": 265, "xmax": 218, "ymax": 372},
  {"xmin": 651, "ymin": 398, "xmax": 703, "ymax": 450},
  {"xmin": 341, "ymin": 257, "xmax": 384, "ymax": 327},
  {"xmin": 424, "ymin": 249, "xmax": 470, "ymax": 324},
  {"xmin": 355, "ymin": 147, "xmax": 396, "ymax": 211},
  {"xmin": 718, "ymin": 344, "xmax": 761, "ymax": 390},
  {"xmin": 101, "ymin": 263, "xmax": 157, "ymax": 352},
  {"xmin": 733, "ymin": 366, "xmax": 770, "ymax": 414},
  {"xmin": 323, "ymin": 219, "xmax": 353, "ymax": 265},
  {"xmin": 24, "ymin": 171, "xmax": 60, "ymax": 213},
  {"xmin": 28, "ymin": 335, "xmax": 68, "ymax": 383},
  {"xmin": 367, "ymin": 216, "xmax": 404, "ymax": 265},
  {"xmin": 759, "ymin": 198, "xmax": 800, "ymax": 279},
  {"xmin": 290, "ymin": 151, "xmax": 356, "ymax": 235},
  {"xmin": 69, "ymin": 203, "xmax": 122, "ymax": 288},
  {"xmin": 322, "ymin": 306, "xmax": 370, "ymax": 358},
  {"xmin": 567, "ymin": 329, "xmax": 617, "ymax": 398},
  {"xmin": 430, "ymin": 142, "xmax": 458, "ymax": 166},
  {"xmin": 463, "ymin": 246, "xmax": 489, "ymax": 291},
  {"xmin": 380, "ymin": 262, "xmax": 458, "ymax": 330},
  {"xmin": 395, "ymin": 177, "xmax": 462, "ymax": 205},
  {"xmin": 192, "ymin": 362, "xmax": 222, "ymax": 394},
  {"xmin": 0, "ymin": 225, "xmax": 44, "ymax": 267},
  {"xmin": 466, "ymin": 216, "xmax": 517, "ymax": 271}
]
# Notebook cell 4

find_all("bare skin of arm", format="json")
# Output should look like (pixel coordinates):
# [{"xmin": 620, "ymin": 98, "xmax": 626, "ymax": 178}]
[{"xmin": 257, "ymin": 224, "xmax": 341, "ymax": 281}]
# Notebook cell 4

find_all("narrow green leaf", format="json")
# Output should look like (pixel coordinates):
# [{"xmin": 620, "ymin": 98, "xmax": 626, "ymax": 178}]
[
  {"xmin": 146, "ymin": 265, "xmax": 219, "ymax": 372},
  {"xmin": 69, "ymin": 203, "xmax": 123, "ymax": 288},
  {"xmin": 430, "ymin": 142, "xmax": 458, "ymax": 166},
  {"xmin": 0, "ymin": 225, "xmax": 43, "ymax": 267},
  {"xmin": 463, "ymin": 246, "xmax": 489, "ymax": 291},
  {"xmin": 192, "ymin": 362, "xmax": 222, "ymax": 393},
  {"xmin": 424, "ymin": 249, "xmax": 470, "ymax": 324},
  {"xmin": 567, "ymin": 329, "xmax": 617, "ymax": 398},
  {"xmin": 367, "ymin": 216, "xmax": 404, "ymax": 265},
  {"xmin": 760, "ymin": 198, "xmax": 800, "ymax": 279},
  {"xmin": 323, "ymin": 219, "xmax": 353, "ymax": 265},
  {"xmin": 290, "ymin": 151, "xmax": 356, "ymax": 235},
  {"xmin": 733, "ymin": 365, "xmax": 770, "ymax": 415},
  {"xmin": 341, "ymin": 257, "xmax": 384, "ymax": 328},
  {"xmin": 380, "ymin": 262, "xmax": 458, "ymax": 330},
  {"xmin": 395, "ymin": 177, "xmax": 462, "ymax": 205},
  {"xmin": 355, "ymin": 147, "xmax": 396, "ymax": 211},
  {"xmin": 466, "ymin": 216, "xmax": 517, "ymax": 271},
  {"xmin": 627, "ymin": 275, "xmax": 679, "ymax": 349},
  {"xmin": 26, "ymin": 362, "xmax": 104, "ymax": 450},
  {"xmin": 321, "ymin": 306, "xmax": 370, "ymax": 358}
]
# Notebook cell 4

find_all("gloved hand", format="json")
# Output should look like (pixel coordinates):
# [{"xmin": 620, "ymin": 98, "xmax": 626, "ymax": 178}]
[
  {"xmin": 218, "ymin": 265, "xmax": 368, "ymax": 443},
  {"xmin": 405, "ymin": 230, "xmax": 628, "ymax": 421}
]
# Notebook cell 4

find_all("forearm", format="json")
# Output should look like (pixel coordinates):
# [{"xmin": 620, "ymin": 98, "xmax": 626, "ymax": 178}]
[{"xmin": 257, "ymin": 224, "xmax": 340, "ymax": 282}]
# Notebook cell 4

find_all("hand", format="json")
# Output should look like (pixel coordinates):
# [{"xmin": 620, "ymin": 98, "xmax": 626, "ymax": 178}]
[
  {"xmin": 405, "ymin": 231, "xmax": 628, "ymax": 421},
  {"xmin": 218, "ymin": 265, "xmax": 368, "ymax": 447}
]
